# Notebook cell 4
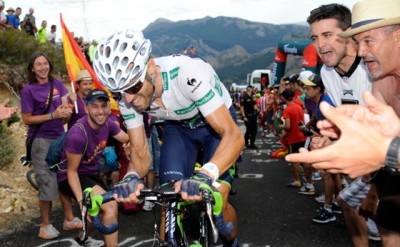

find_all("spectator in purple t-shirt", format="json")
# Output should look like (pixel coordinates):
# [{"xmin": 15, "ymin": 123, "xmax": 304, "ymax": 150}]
[
  {"xmin": 57, "ymin": 89, "xmax": 129, "ymax": 246},
  {"xmin": 20, "ymin": 52, "xmax": 78, "ymax": 240},
  {"xmin": 67, "ymin": 69, "xmax": 93, "ymax": 130}
]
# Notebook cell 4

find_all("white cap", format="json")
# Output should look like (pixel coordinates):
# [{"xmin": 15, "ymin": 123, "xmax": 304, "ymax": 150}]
[{"xmin": 298, "ymin": 70, "xmax": 313, "ymax": 81}]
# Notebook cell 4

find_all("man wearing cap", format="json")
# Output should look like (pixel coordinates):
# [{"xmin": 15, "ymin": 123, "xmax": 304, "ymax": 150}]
[
  {"xmin": 5, "ymin": 7, "xmax": 14, "ymax": 29},
  {"xmin": 287, "ymin": 0, "xmax": 400, "ymax": 244},
  {"xmin": 67, "ymin": 69, "xmax": 93, "ymax": 130},
  {"xmin": 57, "ymin": 89, "xmax": 129, "ymax": 246}
]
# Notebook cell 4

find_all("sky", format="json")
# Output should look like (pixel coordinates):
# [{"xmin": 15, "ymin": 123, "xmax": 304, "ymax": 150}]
[{"xmin": 11, "ymin": 0, "xmax": 358, "ymax": 42}]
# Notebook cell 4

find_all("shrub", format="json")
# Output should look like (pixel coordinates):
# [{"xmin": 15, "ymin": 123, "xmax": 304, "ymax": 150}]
[
  {"xmin": 0, "ymin": 30, "xmax": 67, "ymax": 75},
  {"xmin": 0, "ymin": 124, "xmax": 16, "ymax": 168}
]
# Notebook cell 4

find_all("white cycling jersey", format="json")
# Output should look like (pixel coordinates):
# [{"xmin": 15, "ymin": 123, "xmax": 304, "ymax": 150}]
[
  {"xmin": 119, "ymin": 55, "xmax": 233, "ymax": 129},
  {"xmin": 321, "ymin": 57, "xmax": 372, "ymax": 106}
]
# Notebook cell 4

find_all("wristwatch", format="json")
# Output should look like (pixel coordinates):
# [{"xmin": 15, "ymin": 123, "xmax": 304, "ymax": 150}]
[{"xmin": 383, "ymin": 136, "xmax": 400, "ymax": 174}]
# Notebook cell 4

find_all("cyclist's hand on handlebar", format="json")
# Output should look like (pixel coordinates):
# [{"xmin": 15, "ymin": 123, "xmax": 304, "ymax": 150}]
[
  {"xmin": 180, "ymin": 173, "xmax": 213, "ymax": 202},
  {"xmin": 113, "ymin": 172, "xmax": 145, "ymax": 203}
]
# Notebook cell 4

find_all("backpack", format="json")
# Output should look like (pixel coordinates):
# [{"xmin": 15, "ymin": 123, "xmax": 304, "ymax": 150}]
[{"xmin": 45, "ymin": 123, "xmax": 87, "ymax": 172}]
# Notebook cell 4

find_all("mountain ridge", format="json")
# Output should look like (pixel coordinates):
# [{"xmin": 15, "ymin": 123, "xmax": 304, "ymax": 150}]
[{"xmin": 143, "ymin": 16, "xmax": 311, "ymax": 84}]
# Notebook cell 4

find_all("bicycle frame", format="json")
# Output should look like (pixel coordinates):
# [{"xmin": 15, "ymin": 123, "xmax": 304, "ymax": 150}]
[{"xmin": 81, "ymin": 182, "xmax": 223, "ymax": 247}]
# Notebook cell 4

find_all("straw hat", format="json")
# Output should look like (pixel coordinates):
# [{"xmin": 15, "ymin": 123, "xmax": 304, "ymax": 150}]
[
  {"xmin": 340, "ymin": 0, "xmax": 400, "ymax": 37},
  {"xmin": 76, "ymin": 70, "xmax": 92, "ymax": 82}
]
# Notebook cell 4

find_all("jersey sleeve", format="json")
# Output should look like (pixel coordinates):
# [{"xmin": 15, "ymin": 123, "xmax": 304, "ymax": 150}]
[
  {"xmin": 118, "ymin": 98, "xmax": 144, "ymax": 129},
  {"xmin": 177, "ymin": 60, "xmax": 225, "ymax": 117}
]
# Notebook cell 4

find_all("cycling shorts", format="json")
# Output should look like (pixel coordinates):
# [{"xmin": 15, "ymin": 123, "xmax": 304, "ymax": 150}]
[{"xmin": 159, "ymin": 106, "xmax": 237, "ymax": 186}]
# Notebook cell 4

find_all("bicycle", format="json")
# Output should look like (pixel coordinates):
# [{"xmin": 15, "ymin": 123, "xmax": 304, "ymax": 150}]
[
  {"xmin": 20, "ymin": 154, "xmax": 39, "ymax": 191},
  {"xmin": 80, "ymin": 181, "xmax": 224, "ymax": 247}
]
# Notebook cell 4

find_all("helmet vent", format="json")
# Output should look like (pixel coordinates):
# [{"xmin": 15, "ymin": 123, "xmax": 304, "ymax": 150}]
[
  {"xmin": 121, "ymin": 57, "xmax": 129, "ymax": 66},
  {"xmin": 108, "ymin": 78, "xmax": 116, "ymax": 88},
  {"xmin": 105, "ymin": 46, "xmax": 111, "ymax": 58},
  {"xmin": 115, "ymin": 70, "xmax": 122, "ymax": 81},
  {"xmin": 112, "ymin": 56, "xmax": 119, "ymax": 69},
  {"xmin": 105, "ymin": 63, "xmax": 111, "ymax": 75},
  {"xmin": 113, "ymin": 39, "xmax": 120, "ymax": 52},
  {"xmin": 120, "ymin": 42, "xmax": 127, "ymax": 53},
  {"xmin": 132, "ymin": 41, "xmax": 140, "ymax": 51},
  {"xmin": 139, "ymin": 47, "xmax": 146, "ymax": 56}
]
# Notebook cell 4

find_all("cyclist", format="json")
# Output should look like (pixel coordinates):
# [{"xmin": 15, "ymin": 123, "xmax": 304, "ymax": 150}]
[{"xmin": 93, "ymin": 30, "xmax": 244, "ymax": 247}]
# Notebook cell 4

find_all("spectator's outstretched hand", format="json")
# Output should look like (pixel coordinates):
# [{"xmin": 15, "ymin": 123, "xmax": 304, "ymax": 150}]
[
  {"xmin": 285, "ymin": 93, "xmax": 395, "ymax": 178},
  {"xmin": 0, "ymin": 99, "xmax": 17, "ymax": 121}
]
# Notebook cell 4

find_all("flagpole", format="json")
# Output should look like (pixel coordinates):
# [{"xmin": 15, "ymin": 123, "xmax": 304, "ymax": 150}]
[{"xmin": 71, "ymin": 81, "xmax": 78, "ymax": 114}]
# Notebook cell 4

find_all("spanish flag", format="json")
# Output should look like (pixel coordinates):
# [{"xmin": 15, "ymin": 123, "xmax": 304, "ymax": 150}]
[{"xmin": 60, "ymin": 14, "xmax": 118, "ymax": 113}]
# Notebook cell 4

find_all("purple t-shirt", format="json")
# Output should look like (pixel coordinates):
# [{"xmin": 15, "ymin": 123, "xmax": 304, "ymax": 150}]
[
  {"xmin": 57, "ymin": 116, "xmax": 122, "ymax": 182},
  {"xmin": 67, "ymin": 96, "xmax": 87, "ymax": 130},
  {"xmin": 20, "ymin": 78, "xmax": 68, "ymax": 139}
]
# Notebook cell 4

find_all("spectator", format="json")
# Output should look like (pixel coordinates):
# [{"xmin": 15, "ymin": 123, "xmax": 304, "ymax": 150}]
[
  {"xmin": 67, "ymin": 69, "xmax": 93, "ymax": 130},
  {"xmin": 281, "ymin": 88, "xmax": 307, "ymax": 188},
  {"xmin": 57, "ymin": 89, "xmax": 129, "ymax": 246},
  {"xmin": 5, "ymin": 7, "xmax": 14, "ymax": 29},
  {"xmin": 20, "ymin": 52, "xmax": 78, "ymax": 240},
  {"xmin": 46, "ymin": 24, "xmax": 56, "ymax": 47},
  {"xmin": 37, "ymin": 20, "xmax": 47, "ymax": 44},
  {"xmin": 287, "ymin": 0, "xmax": 400, "ymax": 244},
  {"xmin": 0, "ymin": 98, "xmax": 17, "ymax": 121},
  {"xmin": 20, "ymin": 7, "xmax": 36, "ymax": 36},
  {"xmin": 305, "ymin": 4, "xmax": 377, "ymax": 244},
  {"xmin": 240, "ymin": 85, "xmax": 259, "ymax": 149},
  {"xmin": 88, "ymin": 40, "xmax": 98, "ymax": 66}
]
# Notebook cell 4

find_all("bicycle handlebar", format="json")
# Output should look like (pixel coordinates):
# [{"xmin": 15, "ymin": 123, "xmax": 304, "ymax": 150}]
[{"xmin": 82, "ymin": 182, "xmax": 224, "ymax": 236}]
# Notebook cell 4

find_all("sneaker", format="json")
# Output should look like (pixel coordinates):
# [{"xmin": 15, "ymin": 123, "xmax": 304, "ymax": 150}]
[
  {"xmin": 332, "ymin": 202, "xmax": 342, "ymax": 214},
  {"xmin": 143, "ymin": 201, "xmax": 155, "ymax": 211},
  {"xmin": 73, "ymin": 236, "xmax": 105, "ymax": 247},
  {"xmin": 38, "ymin": 224, "xmax": 60, "ymax": 240},
  {"xmin": 63, "ymin": 217, "xmax": 83, "ymax": 230},
  {"xmin": 368, "ymin": 230, "xmax": 381, "ymax": 241},
  {"xmin": 313, "ymin": 172, "xmax": 322, "ymax": 181},
  {"xmin": 315, "ymin": 193, "xmax": 325, "ymax": 203},
  {"xmin": 367, "ymin": 218, "xmax": 381, "ymax": 241},
  {"xmin": 298, "ymin": 185, "xmax": 315, "ymax": 195},
  {"xmin": 313, "ymin": 208, "xmax": 336, "ymax": 224},
  {"xmin": 286, "ymin": 180, "xmax": 302, "ymax": 188}
]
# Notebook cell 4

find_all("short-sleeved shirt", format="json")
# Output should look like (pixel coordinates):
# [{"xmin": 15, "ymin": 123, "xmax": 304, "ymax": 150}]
[
  {"xmin": 67, "ymin": 96, "xmax": 86, "ymax": 130},
  {"xmin": 57, "ymin": 116, "xmax": 122, "ymax": 182},
  {"xmin": 241, "ymin": 93, "xmax": 256, "ymax": 116},
  {"xmin": 20, "ymin": 78, "xmax": 69, "ymax": 139},
  {"xmin": 119, "ymin": 55, "xmax": 232, "ymax": 129},
  {"xmin": 282, "ymin": 102, "xmax": 306, "ymax": 145},
  {"xmin": 321, "ymin": 56, "xmax": 372, "ymax": 106},
  {"xmin": 37, "ymin": 27, "xmax": 47, "ymax": 44}
]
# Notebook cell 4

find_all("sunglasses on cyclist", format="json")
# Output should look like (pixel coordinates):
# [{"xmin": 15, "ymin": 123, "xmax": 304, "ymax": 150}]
[{"xmin": 122, "ymin": 80, "xmax": 144, "ymax": 95}]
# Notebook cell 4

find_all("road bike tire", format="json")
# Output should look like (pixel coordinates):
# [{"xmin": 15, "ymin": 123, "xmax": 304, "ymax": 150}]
[
  {"xmin": 26, "ymin": 169, "xmax": 39, "ymax": 191},
  {"xmin": 200, "ymin": 213, "xmax": 213, "ymax": 247}
]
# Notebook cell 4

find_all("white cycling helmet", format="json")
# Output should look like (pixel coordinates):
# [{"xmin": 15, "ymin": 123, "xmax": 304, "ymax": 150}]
[{"xmin": 93, "ymin": 30, "xmax": 152, "ymax": 92}]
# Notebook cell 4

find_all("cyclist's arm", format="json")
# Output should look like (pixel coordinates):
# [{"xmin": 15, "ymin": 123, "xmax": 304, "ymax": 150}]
[
  {"xmin": 202, "ymin": 105, "xmax": 244, "ymax": 180},
  {"xmin": 126, "ymin": 126, "xmax": 151, "ymax": 178}
]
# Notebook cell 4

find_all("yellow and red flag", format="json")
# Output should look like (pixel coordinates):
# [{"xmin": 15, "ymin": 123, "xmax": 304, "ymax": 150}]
[{"xmin": 60, "ymin": 14, "xmax": 119, "ymax": 113}]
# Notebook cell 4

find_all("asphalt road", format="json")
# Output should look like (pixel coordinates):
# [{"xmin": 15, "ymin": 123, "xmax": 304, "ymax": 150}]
[{"xmin": 0, "ymin": 120, "xmax": 383, "ymax": 247}]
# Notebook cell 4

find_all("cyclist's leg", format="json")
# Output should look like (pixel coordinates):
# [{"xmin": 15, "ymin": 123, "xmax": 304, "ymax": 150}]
[{"xmin": 159, "ymin": 123, "xmax": 198, "ymax": 184}]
